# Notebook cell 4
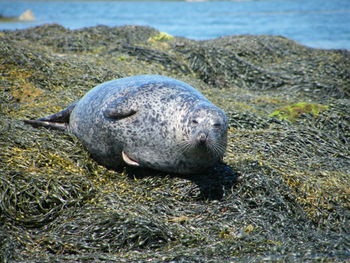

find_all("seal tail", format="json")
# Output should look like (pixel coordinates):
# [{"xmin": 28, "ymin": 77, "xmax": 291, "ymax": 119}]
[{"xmin": 23, "ymin": 103, "xmax": 76, "ymax": 131}]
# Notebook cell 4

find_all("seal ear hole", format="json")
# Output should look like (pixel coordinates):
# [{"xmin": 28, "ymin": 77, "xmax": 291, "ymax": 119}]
[{"xmin": 213, "ymin": 123, "xmax": 221, "ymax": 128}]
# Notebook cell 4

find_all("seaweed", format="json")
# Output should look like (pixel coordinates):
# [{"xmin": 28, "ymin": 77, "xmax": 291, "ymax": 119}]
[
  {"xmin": 269, "ymin": 102, "xmax": 329, "ymax": 121},
  {"xmin": 1, "ymin": 24, "xmax": 349, "ymax": 262}
]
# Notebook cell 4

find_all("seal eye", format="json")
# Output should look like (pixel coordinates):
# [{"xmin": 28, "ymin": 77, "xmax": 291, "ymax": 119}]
[
  {"xmin": 213, "ymin": 123, "xmax": 221, "ymax": 128},
  {"xmin": 192, "ymin": 119, "xmax": 199, "ymax": 125}
]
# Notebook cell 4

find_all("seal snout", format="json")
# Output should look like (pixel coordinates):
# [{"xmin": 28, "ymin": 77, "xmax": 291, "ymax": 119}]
[
  {"xmin": 196, "ymin": 131, "xmax": 209, "ymax": 146},
  {"xmin": 197, "ymin": 132, "xmax": 208, "ymax": 144}
]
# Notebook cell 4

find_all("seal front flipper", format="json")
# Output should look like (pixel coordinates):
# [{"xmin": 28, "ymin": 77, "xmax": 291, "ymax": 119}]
[
  {"xmin": 103, "ymin": 97, "xmax": 137, "ymax": 120},
  {"xmin": 24, "ymin": 103, "xmax": 76, "ymax": 131},
  {"xmin": 122, "ymin": 151, "xmax": 140, "ymax": 166}
]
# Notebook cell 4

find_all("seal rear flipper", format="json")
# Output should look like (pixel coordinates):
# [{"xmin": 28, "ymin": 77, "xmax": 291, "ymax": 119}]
[
  {"xmin": 23, "ymin": 119, "xmax": 68, "ymax": 131},
  {"xmin": 23, "ymin": 103, "xmax": 76, "ymax": 131}
]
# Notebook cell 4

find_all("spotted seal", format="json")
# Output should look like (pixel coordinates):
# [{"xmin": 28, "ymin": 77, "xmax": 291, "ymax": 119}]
[{"xmin": 25, "ymin": 75, "xmax": 228, "ymax": 174}]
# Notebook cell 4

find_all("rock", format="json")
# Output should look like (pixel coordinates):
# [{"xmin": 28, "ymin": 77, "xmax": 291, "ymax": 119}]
[{"xmin": 18, "ymin": 9, "xmax": 35, "ymax": 21}]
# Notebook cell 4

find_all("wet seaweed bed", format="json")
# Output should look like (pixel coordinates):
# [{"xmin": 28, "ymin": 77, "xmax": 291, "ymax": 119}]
[{"xmin": 0, "ymin": 24, "xmax": 349, "ymax": 262}]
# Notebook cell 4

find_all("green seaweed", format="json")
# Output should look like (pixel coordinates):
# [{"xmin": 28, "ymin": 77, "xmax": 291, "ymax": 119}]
[
  {"xmin": 269, "ymin": 102, "xmax": 329, "ymax": 121},
  {"xmin": 148, "ymin": 31, "xmax": 174, "ymax": 42}
]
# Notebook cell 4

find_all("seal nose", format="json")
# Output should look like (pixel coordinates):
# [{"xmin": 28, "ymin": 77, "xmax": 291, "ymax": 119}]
[{"xmin": 197, "ymin": 132, "xmax": 208, "ymax": 144}]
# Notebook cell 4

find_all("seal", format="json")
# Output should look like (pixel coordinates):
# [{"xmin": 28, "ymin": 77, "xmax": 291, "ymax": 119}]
[{"xmin": 25, "ymin": 75, "xmax": 228, "ymax": 174}]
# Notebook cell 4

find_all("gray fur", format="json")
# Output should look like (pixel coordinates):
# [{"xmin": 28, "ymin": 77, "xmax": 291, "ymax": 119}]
[{"xmin": 25, "ymin": 75, "xmax": 228, "ymax": 174}]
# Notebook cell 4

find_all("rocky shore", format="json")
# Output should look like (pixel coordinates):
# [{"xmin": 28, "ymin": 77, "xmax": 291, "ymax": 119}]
[{"xmin": 0, "ymin": 24, "xmax": 349, "ymax": 262}]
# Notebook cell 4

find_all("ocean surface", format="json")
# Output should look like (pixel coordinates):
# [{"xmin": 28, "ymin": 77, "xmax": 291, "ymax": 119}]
[{"xmin": 0, "ymin": 0, "xmax": 350, "ymax": 50}]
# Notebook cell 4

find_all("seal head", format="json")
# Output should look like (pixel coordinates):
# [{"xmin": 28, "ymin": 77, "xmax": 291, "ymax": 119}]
[
  {"xmin": 173, "ymin": 104, "xmax": 228, "ymax": 173},
  {"xmin": 120, "ymin": 102, "xmax": 228, "ymax": 174}
]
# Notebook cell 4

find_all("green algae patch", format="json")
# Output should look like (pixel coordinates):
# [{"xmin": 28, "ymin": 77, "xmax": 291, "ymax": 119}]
[
  {"xmin": 147, "ymin": 32, "xmax": 175, "ymax": 51},
  {"xmin": 148, "ymin": 32, "xmax": 174, "ymax": 43},
  {"xmin": 269, "ymin": 102, "xmax": 329, "ymax": 121}
]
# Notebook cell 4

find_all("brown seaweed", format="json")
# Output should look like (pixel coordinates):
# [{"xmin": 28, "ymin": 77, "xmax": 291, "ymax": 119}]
[{"xmin": 1, "ymin": 24, "xmax": 349, "ymax": 262}]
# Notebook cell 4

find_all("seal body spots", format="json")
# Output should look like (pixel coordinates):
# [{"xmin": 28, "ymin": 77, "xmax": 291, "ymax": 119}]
[{"xmin": 25, "ymin": 75, "xmax": 228, "ymax": 175}]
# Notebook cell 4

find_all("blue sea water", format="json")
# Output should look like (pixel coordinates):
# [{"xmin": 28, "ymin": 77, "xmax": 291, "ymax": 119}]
[{"xmin": 0, "ymin": 0, "xmax": 350, "ymax": 50}]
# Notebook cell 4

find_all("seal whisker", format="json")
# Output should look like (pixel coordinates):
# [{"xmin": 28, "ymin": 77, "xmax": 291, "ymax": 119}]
[
  {"xmin": 175, "ymin": 140, "xmax": 193, "ymax": 157},
  {"xmin": 207, "ymin": 138, "xmax": 226, "ymax": 159}
]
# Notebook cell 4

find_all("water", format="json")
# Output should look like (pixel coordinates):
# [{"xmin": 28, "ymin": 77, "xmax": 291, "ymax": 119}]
[{"xmin": 1, "ymin": 0, "xmax": 350, "ymax": 50}]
